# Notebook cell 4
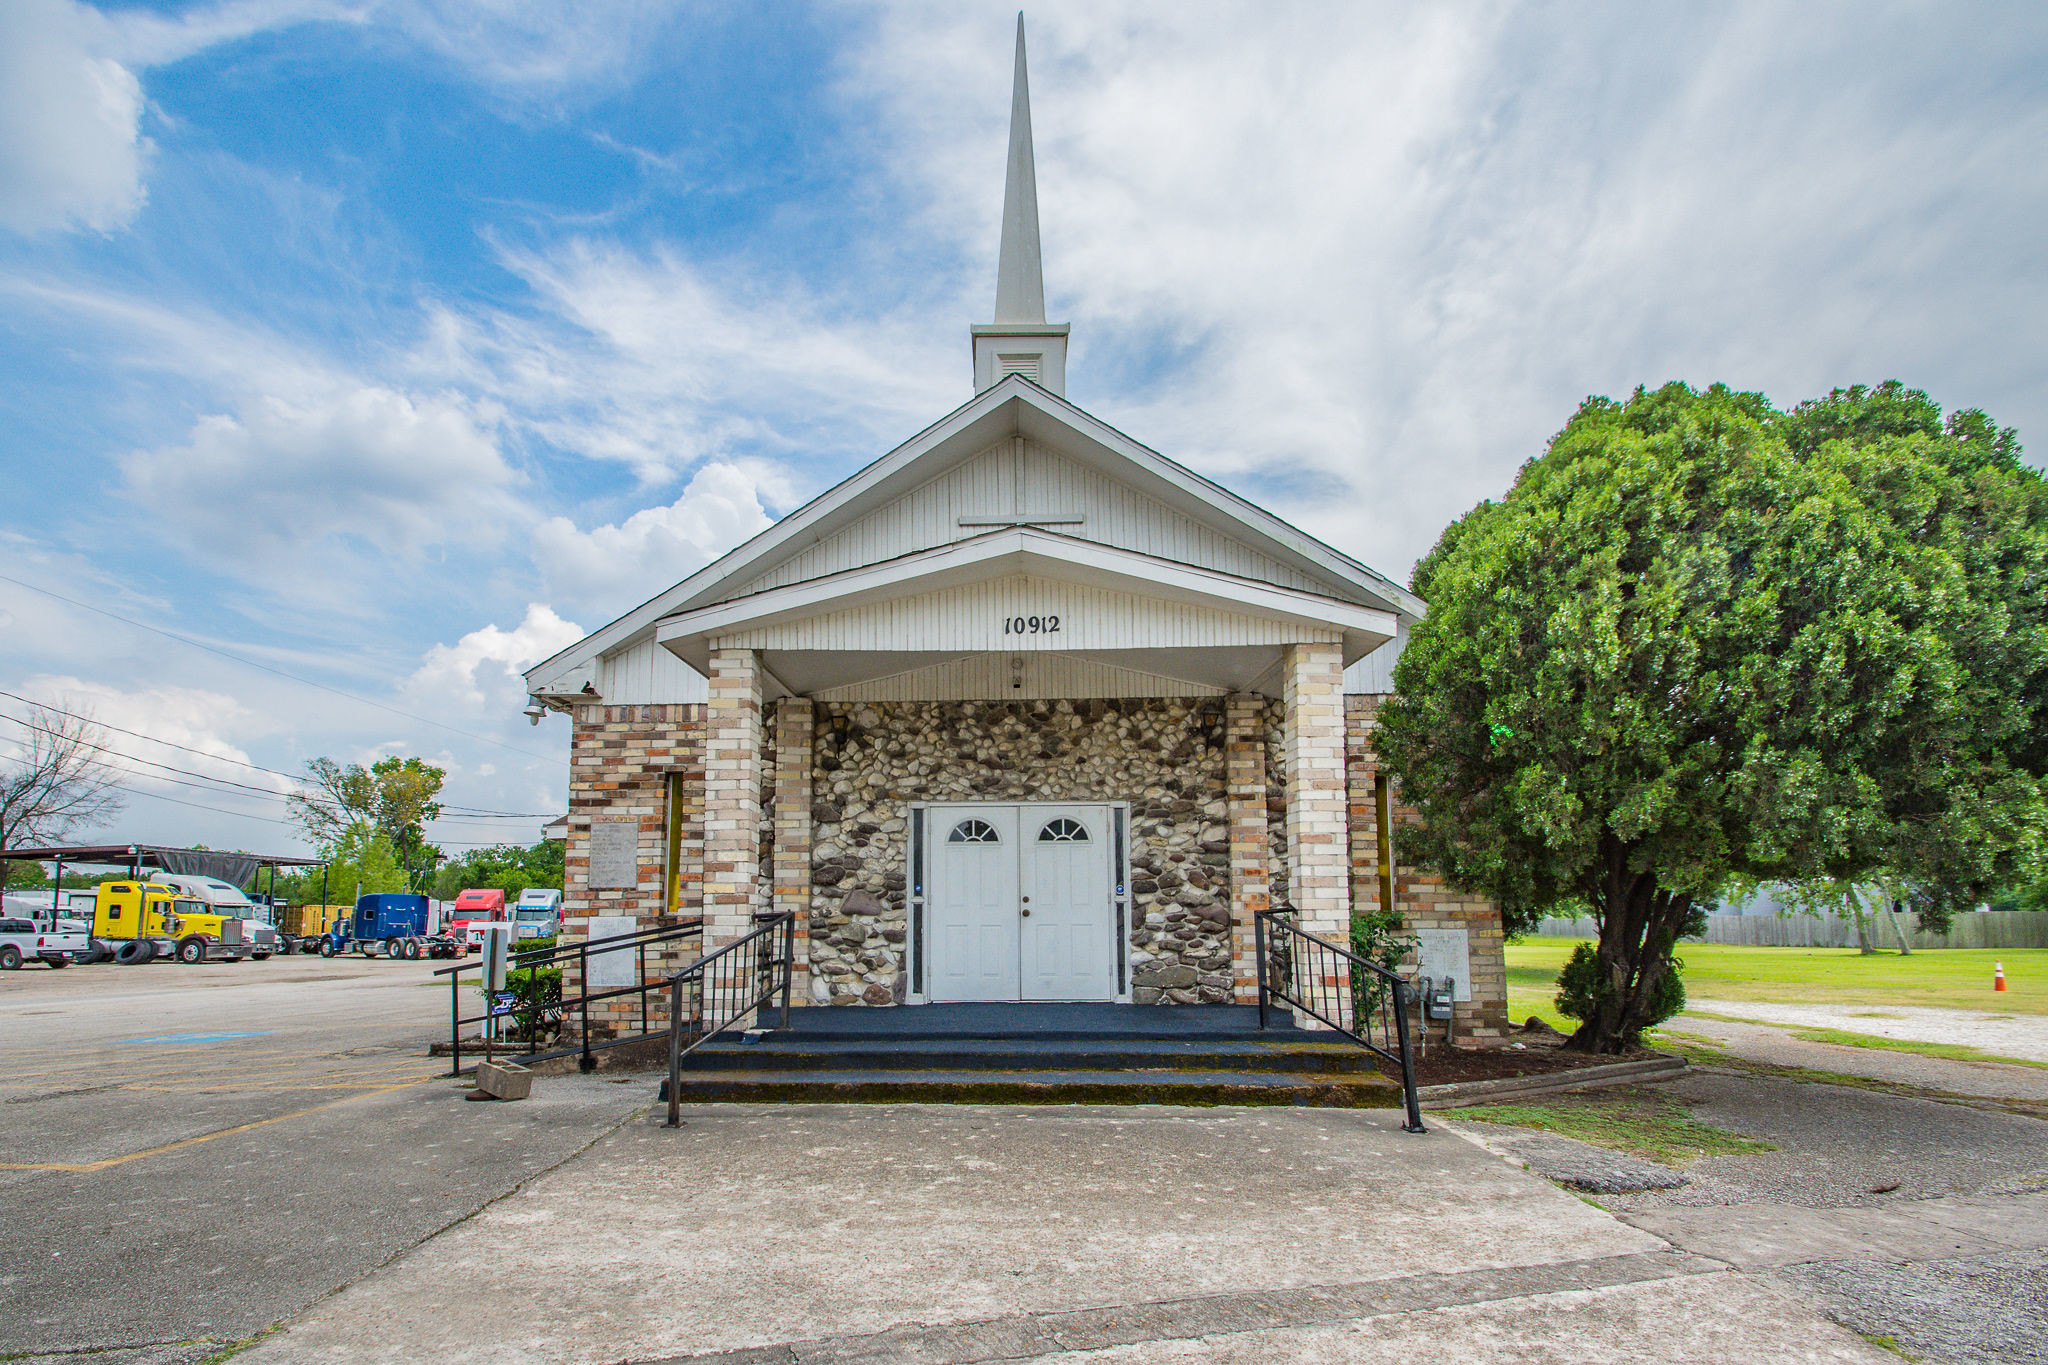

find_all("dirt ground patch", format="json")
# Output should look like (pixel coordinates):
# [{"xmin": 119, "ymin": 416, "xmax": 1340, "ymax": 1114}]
[{"xmin": 1402, "ymin": 1027, "xmax": 1666, "ymax": 1087}]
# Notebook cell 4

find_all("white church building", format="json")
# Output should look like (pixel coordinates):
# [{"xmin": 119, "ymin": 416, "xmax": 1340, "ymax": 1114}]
[{"xmin": 523, "ymin": 23, "xmax": 1508, "ymax": 1043}]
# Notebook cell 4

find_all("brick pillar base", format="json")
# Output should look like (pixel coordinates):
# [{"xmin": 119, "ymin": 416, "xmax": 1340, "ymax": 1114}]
[
  {"xmin": 772, "ymin": 696, "xmax": 814, "ymax": 1003},
  {"xmin": 1282, "ymin": 641, "xmax": 1351, "ymax": 1027},
  {"xmin": 704, "ymin": 650, "xmax": 763, "ymax": 951},
  {"xmin": 1225, "ymin": 693, "xmax": 1270, "ymax": 1003}
]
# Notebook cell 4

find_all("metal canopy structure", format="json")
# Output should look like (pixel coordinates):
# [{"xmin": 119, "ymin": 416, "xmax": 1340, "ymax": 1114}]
[
  {"xmin": 0, "ymin": 844, "xmax": 328, "ymax": 912},
  {"xmin": 0, "ymin": 843, "xmax": 324, "ymax": 872}
]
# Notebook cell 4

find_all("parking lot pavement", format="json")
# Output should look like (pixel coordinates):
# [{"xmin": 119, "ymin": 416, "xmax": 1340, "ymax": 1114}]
[
  {"xmin": 1479, "ymin": 1070, "xmax": 2048, "ymax": 1364},
  {"xmin": 234, "ymin": 1102, "xmax": 1896, "ymax": 1365},
  {"xmin": 0, "ymin": 956, "xmax": 651, "ymax": 1362}
]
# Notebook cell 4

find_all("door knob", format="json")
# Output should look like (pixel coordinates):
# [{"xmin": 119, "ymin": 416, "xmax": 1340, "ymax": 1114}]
[{"xmin": 1021, "ymin": 909, "xmax": 1031, "ymax": 917}]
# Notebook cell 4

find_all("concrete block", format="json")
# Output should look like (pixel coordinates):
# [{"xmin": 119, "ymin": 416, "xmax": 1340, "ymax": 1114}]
[{"xmin": 474, "ymin": 1060, "xmax": 533, "ymax": 1101}]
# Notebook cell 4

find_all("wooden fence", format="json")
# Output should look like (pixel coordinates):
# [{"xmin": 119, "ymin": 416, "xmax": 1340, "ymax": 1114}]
[{"xmin": 1536, "ymin": 910, "xmax": 2048, "ymax": 950}]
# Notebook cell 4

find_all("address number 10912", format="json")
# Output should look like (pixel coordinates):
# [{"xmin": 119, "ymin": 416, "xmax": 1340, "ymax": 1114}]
[{"xmin": 1002, "ymin": 615, "xmax": 1061, "ymax": 635}]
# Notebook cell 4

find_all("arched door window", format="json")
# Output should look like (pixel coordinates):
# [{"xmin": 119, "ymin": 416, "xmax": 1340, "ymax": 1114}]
[
  {"xmin": 1037, "ymin": 817, "xmax": 1090, "ymax": 843},
  {"xmin": 948, "ymin": 818, "xmax": 1002, "ymax": 844}
]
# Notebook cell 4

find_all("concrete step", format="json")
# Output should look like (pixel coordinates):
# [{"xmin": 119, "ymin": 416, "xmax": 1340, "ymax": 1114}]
[
  {"xmin": 760, "ymin": 1002, "xmax": 1291, "ymax": 1043},
  {"xmin": 687, "ymin": 1036, "xmax": 1382, "ymax": 1075},
  {"xmin": 658, "ymin": 1067, "xmax": 1406, "ymax": 1108}
]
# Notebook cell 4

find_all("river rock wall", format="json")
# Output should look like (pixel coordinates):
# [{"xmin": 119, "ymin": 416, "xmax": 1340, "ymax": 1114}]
[{"xmin": 806, "ymin": 698, "xmax": 1239, "ymax": 1004}]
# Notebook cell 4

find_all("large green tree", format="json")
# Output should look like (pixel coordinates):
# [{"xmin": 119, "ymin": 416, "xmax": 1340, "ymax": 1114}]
[
  {"xmin": 287, "ymin": 755, "xmax": 447, "ymax": 893},
  {"xmin": 1377, "ymin": 381, "xmax": 2048, "ymax": 1052},
  {"xmin": 431, "ymin": 840, "xmax": 564, "ymax": 901}
]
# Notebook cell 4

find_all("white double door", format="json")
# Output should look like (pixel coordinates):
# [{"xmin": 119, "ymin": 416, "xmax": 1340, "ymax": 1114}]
[{"xmin": 927, "ymin": 803, "xmax": 1117, "ymax": 1003}]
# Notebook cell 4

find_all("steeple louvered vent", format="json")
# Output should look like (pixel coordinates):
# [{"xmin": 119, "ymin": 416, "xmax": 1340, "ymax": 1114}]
[{"xmin": 996, "ymin": 353, "xmax": 1042, "ymax": 383}]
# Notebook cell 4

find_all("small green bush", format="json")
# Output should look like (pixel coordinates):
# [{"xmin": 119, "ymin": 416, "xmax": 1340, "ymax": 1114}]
[
  {"xmin": 1350, "ymin": 908, "xmax": 1417, "ymax": 1024},
  {"xmin": 1555, "ymin": 942, "xmax": 1688, "ymax": 1041}
]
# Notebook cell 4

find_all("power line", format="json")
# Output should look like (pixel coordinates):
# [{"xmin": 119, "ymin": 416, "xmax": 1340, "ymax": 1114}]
[
  {"xmin": 0, "ymin": 695, "xmax": 559, "ymax": 818},
  {"xmin": 0, "ymin": 572, "xmax": 559, "ymax": 761},
  {"xmin": 0, "ymin": 687, "xmax": 311, "ymax": 786},
  {"xmin": 120, "ymin": 784, "xmax": 298, "ymax": 825}
]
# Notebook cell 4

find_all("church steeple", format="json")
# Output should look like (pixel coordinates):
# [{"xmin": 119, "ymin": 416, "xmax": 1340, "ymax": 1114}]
[
  {"xmin": 973, "ymin": 14, "xmax": 1069, "ymax": 395},
  {"xmin": 993, "ymin": 13, "xmax": 1044, "ymax": 324}
]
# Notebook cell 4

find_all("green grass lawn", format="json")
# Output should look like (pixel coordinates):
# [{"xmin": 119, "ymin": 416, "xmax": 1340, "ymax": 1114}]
[
  {"xmin": 1505, "ymin": 938, "xmax": 2047, "ymax": 1024},
  {"xmin": 1445, "ymin": 1089, "xmax": 1777, "ymax": 1165}
]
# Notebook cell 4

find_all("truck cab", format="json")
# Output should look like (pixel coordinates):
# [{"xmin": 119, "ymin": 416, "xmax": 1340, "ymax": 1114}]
[
  {"xmin": 450, "ymin": 888, "xmax": 508, "ymax": 953},
  {"xmin": 90, "ymin": 883, "xmax": 248, "ymax": 964},
  {"xmin": 154, "ymin": 874, "xmax": 280, "ymax": 959},
  {"xmin": 511, "ymin": 889, "xmax": 561, "ymax": 940}
]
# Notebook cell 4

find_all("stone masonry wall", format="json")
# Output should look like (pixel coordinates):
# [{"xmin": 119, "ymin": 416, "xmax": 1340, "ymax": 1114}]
[
  {"xmin": 807, "ymin": 699, "xmax": 1234, "ymax": 1005},
  {"xmin": 1345, "ymin": 694, "xmax": 1510, "ymax": 1044}
]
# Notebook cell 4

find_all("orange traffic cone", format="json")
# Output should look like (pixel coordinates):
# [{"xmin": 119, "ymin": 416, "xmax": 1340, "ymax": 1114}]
[{"xmin": 1994, "ymin": 962, "xmax": 2007, "ymax": 992}]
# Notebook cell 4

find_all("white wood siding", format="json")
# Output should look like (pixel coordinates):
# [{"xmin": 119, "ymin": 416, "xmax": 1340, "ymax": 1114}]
[
  {"xmin": 709, "ymin": 576, "xmax": 1341, "ymax": 654},
  {"xmin": 1343, "ymin": 624, "xmax": 1406, "ymax": 695},
  {"xmin": 817, "ymin": 652, "xmax": 1225, "ymax": 702},
  {"xmin": 595, "ymin": 636, "xmax": 709, "ymax": 705},
  {"xmin": 727, "ymin": 438, "xmax": 1369, "ymax": 604}
]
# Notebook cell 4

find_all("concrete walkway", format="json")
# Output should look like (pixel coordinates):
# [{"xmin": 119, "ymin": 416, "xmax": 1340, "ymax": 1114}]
[
  {"xmin": 237, "ymin": 1099, "xmax": 1897, "ymax": 1365},
  {"xmin": 1687, "ymin": 999, "xmax": 2048, "ymax": 1064}
]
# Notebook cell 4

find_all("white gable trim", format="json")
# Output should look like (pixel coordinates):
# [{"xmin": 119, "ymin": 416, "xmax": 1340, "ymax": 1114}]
[
  {"xmin": 526, "ymin": 375, "xmax": 1419, "ymax": 695},
  {"xmin": 651, "ymin": 527, "xmax": 1395, "ymax": 676}
]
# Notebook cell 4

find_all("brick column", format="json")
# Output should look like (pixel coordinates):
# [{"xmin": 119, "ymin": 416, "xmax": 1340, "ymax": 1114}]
[
  {"xmin": 1225, "ymin": 693, "xmax": 1270, "ymax": 1004},
  {"xmin": 704, "ymin": 649, "xmax": 763, "ymax": 951},
  {"xmin": 1283, "ymin": 642, "xmax": 1351, "ymax": 934},
  {"xmin": 772, "ymin": 695, "xmax": 814, "ymax": 1002},
  {"xmin": 1283, "ymin": 642, "xmax": 1350, "ymax": 1026}
]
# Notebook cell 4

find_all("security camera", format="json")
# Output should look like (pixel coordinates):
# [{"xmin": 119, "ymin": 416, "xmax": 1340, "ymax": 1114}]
[{"xmin": 523, "ymin": 697, "xmax": 546, "ymax": 726}]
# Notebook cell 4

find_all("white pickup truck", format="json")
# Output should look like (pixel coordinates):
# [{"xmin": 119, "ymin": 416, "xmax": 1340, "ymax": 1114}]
[{"xmin": 0, "ymin": 914, "xmax": 92, "ymax": 969}]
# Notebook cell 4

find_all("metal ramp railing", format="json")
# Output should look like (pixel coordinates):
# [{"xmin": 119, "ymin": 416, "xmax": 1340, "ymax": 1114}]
[{"xmin": 1255, "ymin": 906, "xmax": 1426, "ymax": 1132}]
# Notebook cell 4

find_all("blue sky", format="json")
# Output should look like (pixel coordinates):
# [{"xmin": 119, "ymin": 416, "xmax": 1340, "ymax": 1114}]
[{"xmin": 2, "ymin": 0, "xmax": 2045, "ymax": 862}]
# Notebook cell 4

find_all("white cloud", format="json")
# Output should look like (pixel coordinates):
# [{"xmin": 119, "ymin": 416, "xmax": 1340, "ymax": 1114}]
[
  {"xmin": 413, "ymin": 240, "xmax": 960, "ymax": 487},
  {"xmin": 122, "ymin": 384, "xmax": 521, "ymax": 566},
  {"xmin": 0, "ymin": 0, "xmax": 151, "ymax": 235},
  {"xmin": 370, "ymin": 0, "xmax": 679, "ymax": 95},
  {"xmin": 848, "ymin": 3, "xmax": 2048, "ymax": 577},
  {"xmin": 531, "ymin": 462, "xmax": 776, "ymax": 619},
  {"xmin": 0, "ymin": 0, "xmax": 342, "ymax": 237},
  {"xmin": 406, "ymin": 603, "xmax": 583, "ymax": 710},
  {"xmin": 15, "ymin": 674, "xmax": 288, "ymax": 796}
]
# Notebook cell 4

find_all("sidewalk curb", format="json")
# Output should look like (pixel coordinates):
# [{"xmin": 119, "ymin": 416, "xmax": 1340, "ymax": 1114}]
[{"xmin": 1420, "ymin": 1053, "xmax": 1687, "ymax": 1107}]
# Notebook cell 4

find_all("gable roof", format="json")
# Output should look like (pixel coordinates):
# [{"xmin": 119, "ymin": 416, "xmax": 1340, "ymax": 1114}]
[{"xmin": 526, "ymin": 374, "xmax": 1421, "ymax": 694}]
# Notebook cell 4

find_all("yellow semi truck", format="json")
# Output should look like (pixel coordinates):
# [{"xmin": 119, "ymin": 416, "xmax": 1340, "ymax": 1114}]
[{"xmin": 90, "ymin": 881, "xmax": 256, "ymax": 965}]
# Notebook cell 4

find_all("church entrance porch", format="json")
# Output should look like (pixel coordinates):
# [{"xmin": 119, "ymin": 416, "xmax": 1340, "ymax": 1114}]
[
  {"xmin": 658, "ymin": 1000, "xmax": 1406, "ymax": 1107},
  {"xmin": 920, "ymin": 802, "xmax": 1126, "ymax": 1004}
]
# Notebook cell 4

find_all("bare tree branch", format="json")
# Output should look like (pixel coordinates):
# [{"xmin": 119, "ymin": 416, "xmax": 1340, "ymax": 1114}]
[{"xmin": 0, "ymin": 703, "xmax": 127, "ymax": 854}]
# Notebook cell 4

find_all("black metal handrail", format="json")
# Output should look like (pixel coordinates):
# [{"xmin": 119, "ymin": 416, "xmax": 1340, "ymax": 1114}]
[
  {"xmin": 434, "ymin": 918, "xmax": 704, "ymax": 1076},
  {"xmin": 1255, "ymin": 906, "xmax": 1425, "ymax": 1132},
  {"xmin": 666, "ymin": 911, "xmax": 796, "ymax": 1127}
]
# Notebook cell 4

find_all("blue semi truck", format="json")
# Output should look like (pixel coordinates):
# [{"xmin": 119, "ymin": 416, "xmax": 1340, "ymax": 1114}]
[{"xmin": 315, "ymin": 894, "xmax": 461, "ymax": 960}]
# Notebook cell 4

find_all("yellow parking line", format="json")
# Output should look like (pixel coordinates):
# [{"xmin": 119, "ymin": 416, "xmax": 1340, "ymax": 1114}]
[{"xmin": 0, "ymin": 1078, "xmax": 437, "ymax": 1173}]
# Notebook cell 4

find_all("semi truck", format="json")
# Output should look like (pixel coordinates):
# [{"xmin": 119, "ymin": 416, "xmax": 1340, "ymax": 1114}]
[
  {"xmin": 450, "ymin": 888, "xmax": 509, "ymax": 954},
  {"xmin": 313, "ymin": 894, "xmax": 461, "ymax": 960},
  {"xmin": 153, "ymin": 873, "xmax": 283, "ymax": 958},
  {"xmin": 87, "ymin": 881, "xmax": 255, "ymax": 964},
  {"xmin": 511, "ymin": 888, "xmax": 562, "ymax": 941}
]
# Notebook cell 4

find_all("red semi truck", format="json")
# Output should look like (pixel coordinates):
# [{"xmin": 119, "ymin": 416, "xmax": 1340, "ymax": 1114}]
[{"xmin": 449, "ymin": 888, "xmax": 508, "ymax": 954}]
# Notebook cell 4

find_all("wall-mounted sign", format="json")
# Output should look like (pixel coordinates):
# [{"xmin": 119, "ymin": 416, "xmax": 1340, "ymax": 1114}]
[
  {"xmin": 585, "ymin": 915, "xmax": 638, "ymax": 989},
  {"xmin": 589, "ymin": 820, "xmax": 638, "ymax": 890},
  {"xmin": 1000, "ymin": 615, "xmax": 1062, "ymax": 635}
]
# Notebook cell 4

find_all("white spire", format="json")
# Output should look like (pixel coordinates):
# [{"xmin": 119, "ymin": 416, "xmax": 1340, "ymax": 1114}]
[
  {"xmin": 994, "ymin": 13, "xmax": 1044, "ymax": 324},
  {"xmin": 972, "ymin": 13, "xmax": 1070, "ymax": 395}
]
